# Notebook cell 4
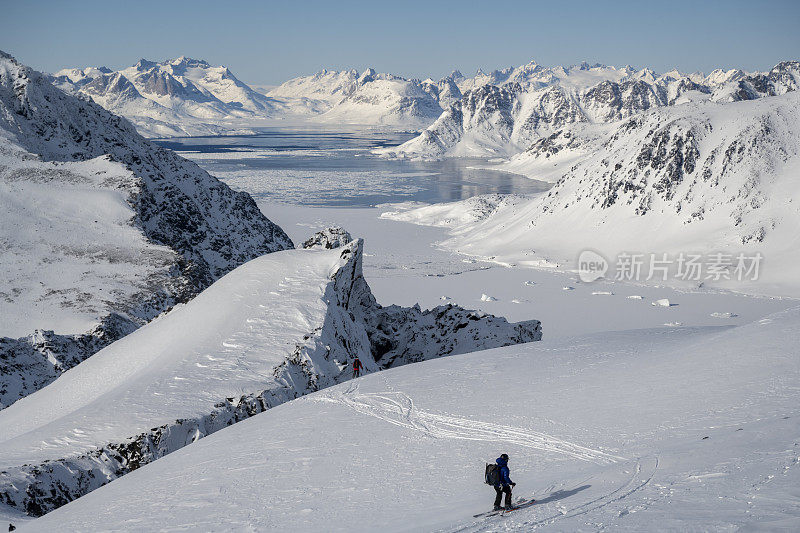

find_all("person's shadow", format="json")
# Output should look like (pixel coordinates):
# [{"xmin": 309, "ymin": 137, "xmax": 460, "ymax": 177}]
[{"xmin": 533, "ymin": 485, "xmax": 591, "ymax": 505}]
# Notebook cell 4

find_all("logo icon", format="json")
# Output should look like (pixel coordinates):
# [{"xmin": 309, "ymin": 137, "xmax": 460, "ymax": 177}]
[{"xmin": 578, "ymin": 250, "xmax": 608, "ymax": 282}]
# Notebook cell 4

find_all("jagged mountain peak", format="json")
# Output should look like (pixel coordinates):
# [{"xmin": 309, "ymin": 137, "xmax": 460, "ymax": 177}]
[
  {"xmin": 132, "ymin": 56, "xmax": 212, "ymax": 71},
  {"xmin": 770, "ymin": 61, "xmax": 800, "ymax": 88},
  {"xmin": 52, "ymin": 65, "xmax": 112, "ymax": 84},
  {"xmin": 82, "ymin": 71, "xmax": 141, "ymax": 100},
  {"xmin": 662, "ymin": 67, "xmax": 684, "ymax": 77},
  {"xmin": 267, "ymin": 66, "xmax": 450, "ymax": 126},
  {"xmin": 0, "ymin": 50, "xmax": 138, "ymax": 158},
  {"xmin": 133, "ymin": 58, "xmax": 158, "ymax": 71},
  {"xmin": 773, "ymin": 60, "xmax": 800, "ymax": 71},
  {"xmin": 576, "ymin": 61, "xmax": 604, "ymax": 70},
  {"xmin": 167, "ymin": 56, "xmax": 211, "ymax": 68},
  {"xmin": 634, "ymin": 67, "xmax": 658, "ymax": 81},
  {"xmin": 358, "ymin": 67, "xmax": 377, "ymax": 83}
]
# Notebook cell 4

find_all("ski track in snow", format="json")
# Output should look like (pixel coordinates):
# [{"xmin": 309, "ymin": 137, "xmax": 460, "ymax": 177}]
[
  {"xmin": 445, "ymin": 456, "xmax": 659, "ymax": 532},
  {"xmin": 520, "ymin": 456, "xmax": 659, "ymax": 530},
  {"xmin": 318, "ymin": 383, "xmax": 623, "ymax": 465}
]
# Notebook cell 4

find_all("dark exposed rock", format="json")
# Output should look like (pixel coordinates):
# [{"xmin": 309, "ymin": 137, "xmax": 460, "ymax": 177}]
[
  {"xmin": 301, "ymin": 226, "xmax": 353, "ymax": 250},
  {"xmin": 0, "ymin": 314, "xmax": 138, "ymax": 409}
]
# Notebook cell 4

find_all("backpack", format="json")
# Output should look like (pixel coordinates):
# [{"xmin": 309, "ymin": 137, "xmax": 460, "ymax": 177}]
[{"xmin": 485, "ymin": 463, "xmax": 500, "ymax": 485}]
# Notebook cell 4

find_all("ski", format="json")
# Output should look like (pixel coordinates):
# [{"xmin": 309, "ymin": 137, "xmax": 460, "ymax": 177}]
[{"xmin": 473, "ymin": 498, "xmax": 533, "ymax": 517}]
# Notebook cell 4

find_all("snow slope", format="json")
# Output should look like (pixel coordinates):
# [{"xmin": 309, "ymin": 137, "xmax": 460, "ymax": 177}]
[
  {"xmin": 0, "ymin": 51, "xmax": 293, "ymax": 408},
  {"xmin": 0, "ymin": 240, "xmax": 540, "ymax": 516},
  {"xmin": 383, "ymin": 91, "xmax": 800, "ymax": 296},
  {"xmin": 20, "ymin": 305, "xmax": 800, "ymax": 531}
]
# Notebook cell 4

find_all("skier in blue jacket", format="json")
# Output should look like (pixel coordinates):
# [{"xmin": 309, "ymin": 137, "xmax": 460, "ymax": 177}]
[{"xmin": 493, "ymin": 453, "xmax": 516, "ymax": 510}]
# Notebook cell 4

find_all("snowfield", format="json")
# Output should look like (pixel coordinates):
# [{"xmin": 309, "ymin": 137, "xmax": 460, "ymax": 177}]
[{"xmin": 19, "ymin": 305, "xmax": 800, "ymax": 531}]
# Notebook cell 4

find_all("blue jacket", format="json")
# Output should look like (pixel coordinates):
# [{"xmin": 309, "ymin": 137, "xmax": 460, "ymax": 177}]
[{"xmin": 496, "ymin": 456, "xmax": 513, "ymax": 486}]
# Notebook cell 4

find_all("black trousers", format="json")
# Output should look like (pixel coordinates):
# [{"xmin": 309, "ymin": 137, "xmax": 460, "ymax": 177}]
[{"xmin": 494, "ymin": 484, "xmax": 512, "ymax": 507}]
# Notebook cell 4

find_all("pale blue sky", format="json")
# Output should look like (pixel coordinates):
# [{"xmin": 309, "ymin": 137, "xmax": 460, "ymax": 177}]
[{"xmin": 2, "ymin": 0, "xmax": 798, "ymax": 85}]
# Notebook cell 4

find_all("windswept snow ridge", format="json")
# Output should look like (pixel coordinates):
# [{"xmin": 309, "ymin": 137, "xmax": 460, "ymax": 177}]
[
  {"xmin": 0, "ymin": 51, "xmax": 293, "ymax": 408},
  {"xmin": 0, "ymin": 240, "xmax": 541, "ymax": 517}
]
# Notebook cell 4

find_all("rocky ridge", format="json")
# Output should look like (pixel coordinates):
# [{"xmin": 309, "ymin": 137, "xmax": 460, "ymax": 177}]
[{"xmin": 0, "ymin": 240, "xmax": 541, "ymax": 516}]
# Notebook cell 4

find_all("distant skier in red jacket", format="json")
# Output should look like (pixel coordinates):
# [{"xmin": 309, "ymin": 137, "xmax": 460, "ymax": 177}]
[{"xmin": 352, "ymin": 356, "xmax": 364, "ymax": 378}]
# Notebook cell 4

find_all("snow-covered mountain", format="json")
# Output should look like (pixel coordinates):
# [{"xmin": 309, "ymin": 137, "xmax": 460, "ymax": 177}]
[
  {"xmin": 0, "ymin": 51, "xmax": 294, "ymax": 409},
  {"xmin": 266, "ymin": 68, "xmax": 366, "ymax": 104},
  {"xmin": 53, "ymin": 61, "xmax": 464, "ymax": 136},
  {"xmin": 52, "ymin": 57, "xmax": 799, "ymax": 140},
  {"xmin": 0, "ymin": 239, "xmax": 540, "ymax": 517},
  {"xmin": 266, "ymin": 68, "xmax": 460, "ymax": 126},
  {"xmin": 382, "ymin": 61, "xmax": 800, "ymax": 159},
  {"xmin": 51, "ymin": 56, "xmax": 291, "ymax": 137},
  {"xmin": 384, "ymin": 90, "xmax": 800, "ymax": 295}
]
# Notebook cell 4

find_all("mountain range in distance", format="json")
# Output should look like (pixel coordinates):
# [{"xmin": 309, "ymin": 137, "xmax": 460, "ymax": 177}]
[{"xmin": 50, "ymin": 55, "xmax": 798, "ymax": 139}]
